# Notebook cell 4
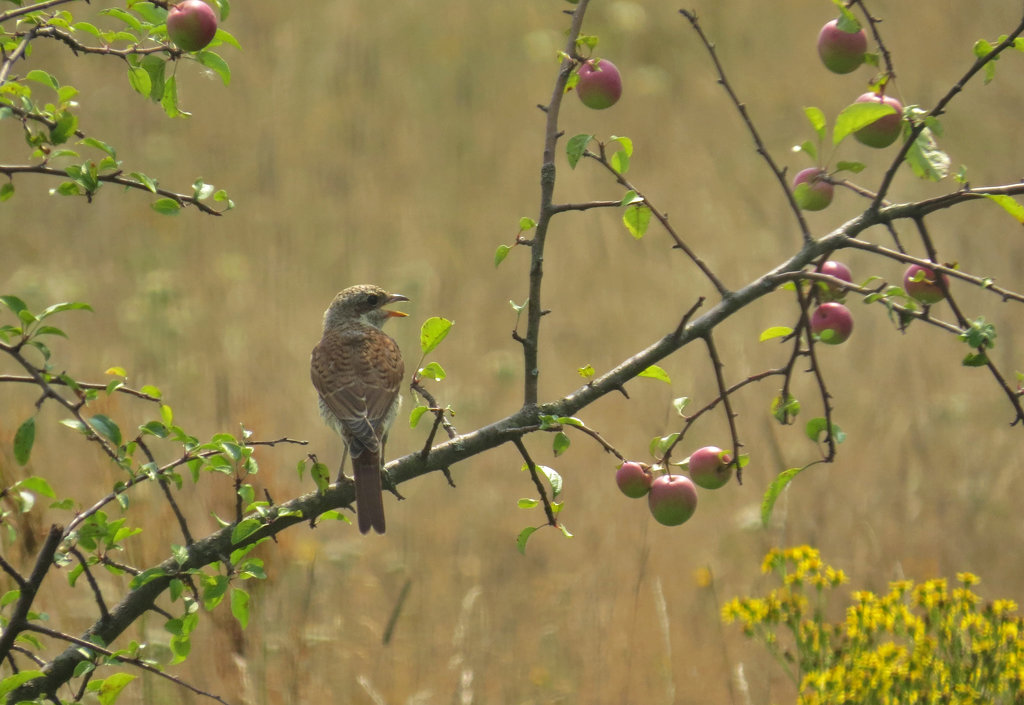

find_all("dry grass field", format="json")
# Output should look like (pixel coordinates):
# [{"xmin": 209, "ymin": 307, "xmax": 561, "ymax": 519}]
[{"xmin": 2, "ymin": 1, "xmax": 1023, "ymax": 703}]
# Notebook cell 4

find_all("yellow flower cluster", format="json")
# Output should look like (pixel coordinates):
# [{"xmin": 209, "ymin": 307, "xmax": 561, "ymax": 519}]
[{"xmin": 724, "ymin": 547, "xmax": 1024, "ymax": 705}]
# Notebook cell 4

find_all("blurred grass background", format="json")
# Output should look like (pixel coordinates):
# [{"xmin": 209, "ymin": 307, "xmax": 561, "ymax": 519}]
[{"xmin": 2, "ymin": 0, "xmax": 1023, "ymax": 703}]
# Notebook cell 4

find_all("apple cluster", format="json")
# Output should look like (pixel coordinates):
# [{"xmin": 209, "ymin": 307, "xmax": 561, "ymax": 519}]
[
  {"xmin": 793, "ymin": 15, "xmax": 905, "ymax": 212},
  {"xmin": 615, "ymin": 445, "xmax": 734, "ymax": 527}
]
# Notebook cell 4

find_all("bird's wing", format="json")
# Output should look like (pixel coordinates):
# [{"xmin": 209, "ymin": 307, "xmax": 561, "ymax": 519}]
[{"xmin": 310, "ymin": 326, "xmax": 405, "ymax": 453}]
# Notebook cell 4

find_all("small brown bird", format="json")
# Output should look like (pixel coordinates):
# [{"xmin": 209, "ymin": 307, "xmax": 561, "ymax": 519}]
[{"xmin": 310, "ymin": 285, "xmax": 408, "ymax": 534}]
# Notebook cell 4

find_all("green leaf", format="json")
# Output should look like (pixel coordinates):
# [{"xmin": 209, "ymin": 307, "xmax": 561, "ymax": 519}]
[
  {"xmin": 834, "ymin": 160, "xmax": 865, "ymax": 174},
  {"xmin": 518, "ymin": 498, "xmax": 540, "ymax": 509},
  {"xmin": 409, "ymin": 405, "xmax": 428, "ymax": 428},
  {"xmin": 516, "ymin": 526, "xmax": 538, "ymax": 554},
  {"xmin": 805, "ymin": 418, "xmax": 846, "ymax": 444},
  {"xmin": 419, "ymin": 317, "xmax": 453, "ymax": 354},
  {"xmin": 0, "ymin": 182, "xmax": 13, "ymax": 202},
  {"xmin": 770, "ymin": 394, "xmax": 800, "ymax": 424},
  {"xmin": 518, "ymin": 217, "xmax": 536, "ymax": 231},
  {"xmin": 537, "ymin": 465, "xmax": 562, "ymax": 497},
  {"xmin": 759, "ymin": 325, "xmax": 793, "ymax": 342},
  {"xmin": 494, "ymin": 244, "xmax": 511, "ymax": 267},
  {"xmin": 418, "ymin": 361, "xmax": 446, "ymax": 382},
  {"xmin": 609, "ymin": 135, "xmax": 632, "ymax": 175},
  {"xmin": 577, "ymin": 364, "xmax": 595, "ymax": 378},
  {"xmin": 131, "ymin": 172, "xmax": 158, "ymax": 193},
  {"xmin": 95, "ymin": 672, "xmax": 136, "ymax": 705},
  {"xmin": 230, "ymin": 588, "xmax": 250, "ymax": 629},
  {"xmin": 14, "ymin": 418, "xmax": 35, "ymax": 466},
  {"xmin": 202, "ymin": 574, "xmax": 229, "ymax": 610},
  {"xmin": 90, "ymin": 415, "xmax": 122, "ymax": 446},
  {"xmin": 151, "ymin": 198, "xmax": 181, "ymax": 215},
  {"xmin": 127, "ymin": 66, "xmax": 152, "ymax": 97},
  {"xmin": 982, "ymin": 193, "xmax": 1024, "ymax": 224},
  {"xmin": 0, "ymin": 671, "xmax": 46, "ymax": 700},
  {"xmin": 620, "ymin": 190, "xmax": 643, "ymax": 207},
  {"xmin": 761, "ymin": 465, "xmax": 809, "ymax": 527},
  {"xmin": 803, "ymin": 106, "xmax": 826, "ymax": 139},
  {"xmin": 231, "ymin": 518, "xmax": 263, "ymax": 545},
  {"xmin": 905, "ymin": 123, "xmax": 950, "ymax": 181},
  {"xmin": 196, "ymin": 50, "xmax": 231, "ymax": 85},
  {"xmin": 962, "ymin": 352, "xmax": 989, "ymax": 367},
  {"xmin": 15, "ymin": 476, "xmax": 55, "ymax": 498},
  {"xmin": 566, "ymin": 133, "xmax": 593, "ymax": 169},
  {"xmin": 552, "ymin": 431, "xmax": 570, "ymax": 457},
  {"xmin": 649, "ymin": 433, "xmax": 679, "ymax": 458},
  {"xmin": 160, "ymin": 75, "xmax": 191, "ymax": 118},
  {"xmin": 139, "ymin": 55, "xmax": 166, "ymax": 101},
  {"xmin": 623, "ymin": 203, "xmax": 651, "ymax": 239},
  {"xmin": 0, "ymin": 295, "xmax": 29, "ymax": 317},
  {"xmin": 672, "ymin": 396, "xmax": 689, "ymax": 416},
  {"xmin": 25, "ymin": 69, "xmax": 59, "ymax": 91},
  {"xmin": 833, "ymin": 101, "xmax": 898, "ymax": 145},
  {"xmin": 638, "ymin": 364, "xmax": 671, "ymax": 383}
]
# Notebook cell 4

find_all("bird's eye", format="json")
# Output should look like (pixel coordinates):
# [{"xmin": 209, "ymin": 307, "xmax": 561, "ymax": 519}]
[{"xmin": 365, "ymin": 294, "xmax": 380, "ymax": 306}]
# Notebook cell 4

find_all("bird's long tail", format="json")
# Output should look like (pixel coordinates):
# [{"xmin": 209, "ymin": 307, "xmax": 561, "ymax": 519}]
[{"xmin": 351, "ymin": 450, "xmax": 386, "ymax": 534}]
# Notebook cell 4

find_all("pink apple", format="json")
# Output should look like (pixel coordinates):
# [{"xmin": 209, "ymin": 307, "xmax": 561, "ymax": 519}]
[
  {"xmin": 903, "ymin": 264, "xmax": 949, "ymax": 304},
  {"xmin": 167, "ymin": 0, "xmax": 218, "ymax": 52},
  {"xmin": 853, "ymin": 93, "xmax": 903, "ymax": 148},
  {"xmin": 576, "ymin": 59, "xmax": 623, "ymax": 110},
  {"xmin": 616, "ymin": 461, "xmax": 653, "ymax": 498},
  {"xmin": 648, "ymin": 474, "xmax": 698, "ymax": 526},
  {"xmin": 793, "ymin": 167, "xmax": 834, "ymax": 211},
  {"xmin": 817, "ymin": 260, "xmax": 853, "ymax": 298},
  {"xmin": 688, "ymin": 446, "xmax": 733, "ymax": 490},
  {"xmin": 817, "ymin": 19, "xmax": 868, "ymax": 74},
  {"xmin": 810, "ymin": 302, "xmax": 853, "ymax": 345}
]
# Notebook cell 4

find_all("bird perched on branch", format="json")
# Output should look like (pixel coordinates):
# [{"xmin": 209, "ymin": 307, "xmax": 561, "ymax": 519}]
[{"xmin": 310, "ymin": 284, "xmax": 408, "ymax": 534}]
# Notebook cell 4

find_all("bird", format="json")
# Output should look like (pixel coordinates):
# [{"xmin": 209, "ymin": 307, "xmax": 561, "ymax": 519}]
[{"xmin": 310, "ymin": 284, "xmax": 408, "ymax": 534}]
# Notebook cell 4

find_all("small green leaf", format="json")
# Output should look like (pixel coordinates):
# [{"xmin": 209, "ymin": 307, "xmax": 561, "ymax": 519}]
[
  {"xmin": 759, "ymin": 325, "xmax": 793, "ymax": 342},
  {"xmin": 196, "ymin": 50, "xmax": 231, "ymax": 85},
  {"xmin": 127, "ymin": 65, "xmax": 152, "ymax": 97},
  {"xmin": 14, "ymin": 418, "xmax": 35, "ymax": 466},
  {"xmin": 231, "ymin": 518, "xmax": 263, "ymax": 545},
  {"xmin": 566, "ymin": 133, "xmax": 593, "ymax": 169},
  {"xmin": 537, "ymin": 465, "xmax": 562, "ymax": 497},
  {"xmin": 672, "ymin": 396, "xmax": 689, "ymax": 416},
  {"xmin": 0, "ymin": 183, "xmax": 13, "ymax": 202},
  {"xmin": 409, "ymin": 405, "xmax": 428, "ymax": 428},
  {"xmin": 803, "ymin": 106, "xmax": 826, "ymax": 139},
  {"xmin": 834, "ymin": 160, "xmax": 865, "ymax": 174},
  {"xmin": 518, "ymin": 498, "xmax": 540, "ymax": 509},
  {"xmin": 151, "ymin": 198, "xmax": 181, "ymax": 215},
  {"xmin": 962, "ymin": 352, "xmax": 989, "ymax": 367},
  {"xmin": 638, "ymin": 364, "xmax": 671, "ymax": 384},
  {"xmin": 518, "ymin": 217, "xmax": 536, "ymax": 231},
  {"xmin": 794, "ymin": 140, "xmax": 817, "ymax": 161},
  {"xmin": 494, "ymin": 244, "xmax": 511, "ymax": 267},
  {"xmin": 552, "ymin": 431, "xmax": 570, "ymax": 457},
  {"xmin": 649, "ymin": 433, "xmax": 679, "ymax": 458},
  {"xmin": 420, "ymin": 317, "xmax": 453, "ymax": 354},
  {"xmin": 90, "ymin": 415, "xmax": 122, "ymax": 446},
  {"xmin": 833, "ymin": 101, "xmax": 898, "ymax": 145},
  {"xmin": 25, "ymin": 69, "xmax": 59, "ymax": 91},
  {"xmin": 805, "ymin": 418, "xmax": 846, "ymax": 444},
  {"xmin": 623, "ymin": 203, "xmax": 651, "ymax": 239},
  {"xmin": 577, "ymin": 364, "xmax": 595, "ymax": 378},
  {"xmin": 771, "ymin": 394, "xmax": 801, "ymax": 424},
  {"xmin": 620, "ymin": 190, "xmax": 643, "ymax": 207},
  {"xmin": 516, "ymin": 526, "xmax": 538, "ymax": 554},
  {"xmin": 15, "ymin": 476, "xmax": 54, "ymax": 498},
  {"xmin": 905, "ymin": 123, "xmax": 950, "ymax": 181},
  {"xmin": 761, "ymin": 465, "xmax": 810, "ymax": 527},
  {"xmin": 418, "ymin": 361, "xmax": 446, "ymax": 382},
  {"xmin": 230, "ymin": 588, "xmax": 250, "ymax": 629}
]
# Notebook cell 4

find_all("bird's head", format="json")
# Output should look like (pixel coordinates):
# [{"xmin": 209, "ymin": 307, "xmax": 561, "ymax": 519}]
[{"xmin": 324, "ymin": 284, "xmax": 410, "ymax": 330}]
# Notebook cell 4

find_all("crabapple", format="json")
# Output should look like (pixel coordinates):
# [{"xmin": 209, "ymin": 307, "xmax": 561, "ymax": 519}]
[
  {"xmin": 811, "ymin": 302, "xmax": 853, "ymax": 345},
  {"xmin": 167, "ymin": 0, "xmax": 218, "ymax": 52},
  {"xmin": 688, "ymin": 446, "xmax": 733, "ymax": 490},
  {"xmin": 817, "ymin": 19, "xmax": 868, "ymax": 74},
  {"xmin": 616, "ymin": 461, "xmax": 653, "ymax": 498},
  {"xmin": 648, "ymin": 474, "xmax": 698, "ymax": 526},
  {"xmin": 576, "ymin": 59, "xmax": 623, "ymax": 110},
  {"xmin": 817, "ymin": 260, "xmax": 853, "ymax": 298},
  {"xmin": 904, "ymin": 264, "xmax": 949, "ymax": 304},
  {"xmin": 793, "ymin": 167, "xmax": 834, "ymax": 211}
]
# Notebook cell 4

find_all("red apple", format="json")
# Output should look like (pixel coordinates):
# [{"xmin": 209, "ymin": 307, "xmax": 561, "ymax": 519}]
[
  {"xmin": 167, "ymin": 0, "xmax": 218, "ymax": 52},
  {"xmin": 576, "ymin": 59, "xmax": 622, "ymax": 110},
  {"xmin": 904, "ymin": 264, "xmax": 949, "ymax": 304},
  {"xmin": 853, "ymin": 93, "xmax": 903, "ymax": 148},
  {"xmin": 688, "ymin": 446, "xmax": 733, "ymax": 490},
  {"xmin": 817, "ymin": 260, "xmax": 853, "ymax": 298},
  {"xmin": 810, "ymin": 302, "xmax": 853, "ymax": 345},
  {"xmin": 817, "ymin": 19, "xmax": 868, "ymax": 74},
  {"xmin": 793, "ymin": 167, "xmax": 834, "ymax": 211},
  {"xmin": 616, "ymin": 461, "xmax": 653, "ymax": 498},
  {"xmin": 648, "ymin": 474, "xmax": 698, "ymax": 526}
]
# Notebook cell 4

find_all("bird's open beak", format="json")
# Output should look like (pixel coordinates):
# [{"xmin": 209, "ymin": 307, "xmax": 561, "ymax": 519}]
[{"xmin": 385, "ymin": 293, "xmax": 410, "ymax": 317}]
